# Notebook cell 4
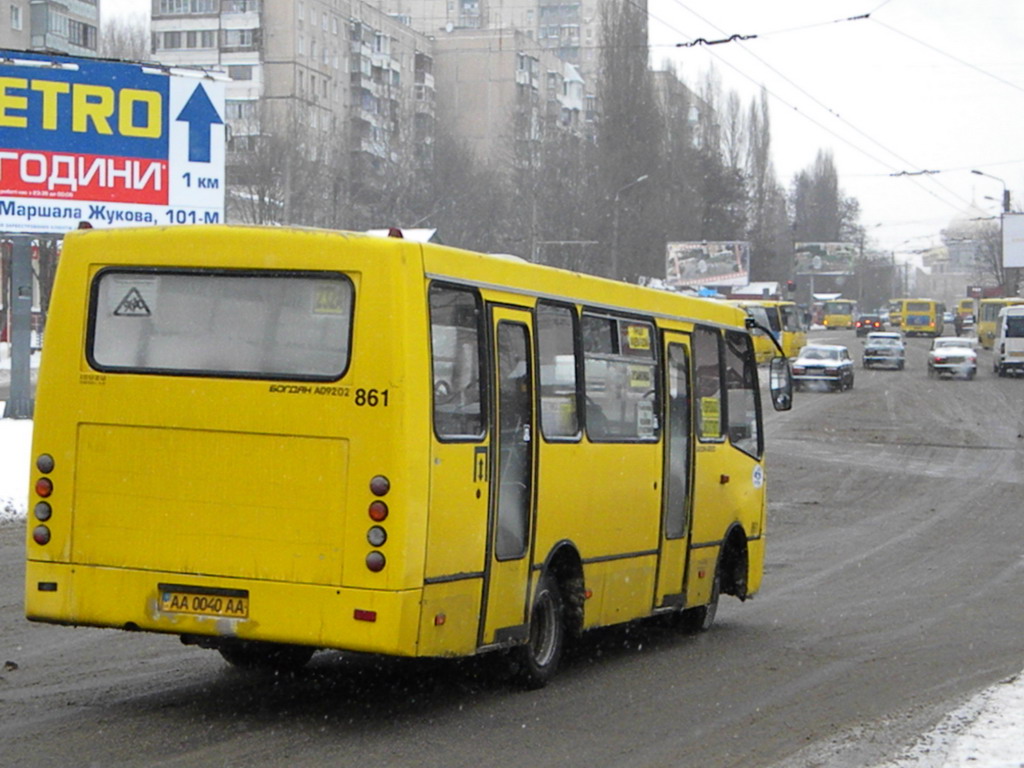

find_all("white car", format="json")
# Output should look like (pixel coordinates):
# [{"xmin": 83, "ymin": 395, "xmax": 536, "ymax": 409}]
[
  {"xmin": 792, "ymin": 344, "xmax": 855, "ymax": 392},
  {"xmin": 927, "ymin": 337, "xmax": 977, "ymax": 379},
  {"xmin": 862, "ymin": 332, "xmax": 905, "ymax": 370}
]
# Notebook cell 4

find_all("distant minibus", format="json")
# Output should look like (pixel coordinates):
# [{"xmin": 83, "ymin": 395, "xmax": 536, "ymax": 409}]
[
  {"xmin": 25, "ymin": 225, "xmax": 792, "ymax": 688},
  {"xmin": 957, "ymin": 298, "xmax": 975, "ymax": 320},
  {"xmin": 977, "ymin": 297, "xmax": 1024, "ymax": 350},
  {"xmin": 732, "ymin": 300, "xmax": 781, "ymax": 364},
  {"xmin": 888, "ymin": 299, "xmax": 904, "ymax": 329},
  {"xmin": 901, "ymin": 299, "xmax": 944, "ymax": 337},
  {"xmin": 822, "ymin": 299, "xmax": 857, "ymax": 330},
  {"xmin": 994, "ymin": 305, "xmax": 1024, "ymax": 376},
  {"xmin": 777, "ymin": 301, "xmax": 807, "ymax": 358}
]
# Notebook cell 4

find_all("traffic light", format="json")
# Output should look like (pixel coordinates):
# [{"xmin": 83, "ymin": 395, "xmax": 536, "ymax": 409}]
[{"xmin": 786, "ymin": 280, "xmax": 796, "ymax": 293}]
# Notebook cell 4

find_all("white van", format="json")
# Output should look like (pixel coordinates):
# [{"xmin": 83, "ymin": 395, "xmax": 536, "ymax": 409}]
[{"xmin": 993, "ymin": 305, "xmax": 1024, "ymax": 376}]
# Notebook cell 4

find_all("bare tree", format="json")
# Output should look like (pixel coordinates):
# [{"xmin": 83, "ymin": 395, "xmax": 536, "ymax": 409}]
[
  {"xmin": 597, "ymin": 0, "xmax": 663, "ymax": 281},
  {"xmin": 100, "ymin": 14, "xmax": 150, "ymax": 62}
]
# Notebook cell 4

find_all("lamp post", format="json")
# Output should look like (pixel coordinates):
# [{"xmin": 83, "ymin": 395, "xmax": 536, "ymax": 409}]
[
  {"xmin": 972, "ymin": 169, "xmax": 1016, "ymax": 295},
  {"xmin": 610, "ymin": 173, "xmax": 649, "ymax": 279},
  {"xmin": 971, "ymin": 169, "xmax": 1010, "ymax": 213}
]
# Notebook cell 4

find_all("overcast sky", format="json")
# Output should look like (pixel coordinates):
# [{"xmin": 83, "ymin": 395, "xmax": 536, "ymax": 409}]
[
  {"xmin": 648, "ymin": 0, "xmax": 1024, "ymax": 252},
  {"xmin": 101, "ymin": 1, "xmax": 1023, "ymax": 254}
]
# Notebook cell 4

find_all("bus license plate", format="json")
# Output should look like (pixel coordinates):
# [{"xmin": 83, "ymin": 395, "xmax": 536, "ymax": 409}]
[{"xmin": 159, "ymin": 588, "xmax": 249, "ymax": 619}]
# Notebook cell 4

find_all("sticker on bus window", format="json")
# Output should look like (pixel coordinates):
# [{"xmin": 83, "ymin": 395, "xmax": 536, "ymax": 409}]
[
  {"xmin": 108, "ymin": 276, "xmax": 157, "ymax": 318},
  {"xmin": 628, "ymin": 365, "xmax": 653, "ymax": 389},
  {"xmin": 625, "ymin": 324, "xmax": 651, "ymax": 350},
  {"xmin": 700, "ymin": 397, "xmax": 721, "ymax": 438},
  {"xmin": 636, "ymin": 399, "xmax": 655, "ymax": 436},
  {"xmin": 313, "ymin": 282, "xmax": 347, "ymax": 314}
]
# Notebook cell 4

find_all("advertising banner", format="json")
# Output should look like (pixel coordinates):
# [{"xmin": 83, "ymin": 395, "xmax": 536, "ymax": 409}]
[
  {"xmin": 665, "ymin": 241, "xmax": 750, "ymax": 287},
  {"xmin": 0, "ymin": 50, "xmax": 225, "ymax": 233},
  {"xmin": 1002, "ymin": 213, "xmax": 1024, "ymax": 268},
  {"xmin": 794, "ymin": 242, "xmax": 857, "ymax": 273}
]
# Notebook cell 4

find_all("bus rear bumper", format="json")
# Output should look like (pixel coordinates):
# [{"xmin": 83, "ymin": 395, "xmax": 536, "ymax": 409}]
[{"xmin": 25, "ymin": 560, "xmax": 426, "ymax": 657}]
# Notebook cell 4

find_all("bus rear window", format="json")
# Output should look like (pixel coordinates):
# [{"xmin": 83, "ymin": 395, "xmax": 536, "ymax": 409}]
[{"xmin": 88, "ymin": 269, "xmax": 353, "ymax": 380}]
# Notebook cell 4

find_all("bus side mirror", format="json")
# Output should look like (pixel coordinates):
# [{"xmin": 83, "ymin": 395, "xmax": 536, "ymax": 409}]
[{"xmin": 769, "ymin": 357, "xmax": 793, "ymax": 412}]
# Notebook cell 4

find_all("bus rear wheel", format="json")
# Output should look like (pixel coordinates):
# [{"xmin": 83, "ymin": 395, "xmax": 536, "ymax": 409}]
[
  {"xmin": 510, "ymin": 573, "xmax": 565, "ymax": 689},
  {"xmin": 218, "ymin": 640, "xmax": 315, "ymax": 671}
]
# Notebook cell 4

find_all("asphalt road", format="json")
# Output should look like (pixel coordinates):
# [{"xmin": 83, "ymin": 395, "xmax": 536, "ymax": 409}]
[{"xmin": 1, "ymin": 330, "xmax": 1022, "ymax": 768}]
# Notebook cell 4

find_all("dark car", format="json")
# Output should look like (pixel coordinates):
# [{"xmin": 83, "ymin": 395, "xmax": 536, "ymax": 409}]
[{"xmin": 855, "ymin": 314, "xmax": 884, "ymax": 336}]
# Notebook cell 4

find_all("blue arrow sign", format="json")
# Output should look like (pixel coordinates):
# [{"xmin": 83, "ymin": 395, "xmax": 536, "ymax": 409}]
[{"xmin": 176, "ymin": 83, "xmax": 223, "ymax": 163}]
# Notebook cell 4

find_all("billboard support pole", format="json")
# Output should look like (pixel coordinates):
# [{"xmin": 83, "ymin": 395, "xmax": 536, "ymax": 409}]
[{"xmin": 4, "ymin": 235, "xmax": 34, "ymax": 419}]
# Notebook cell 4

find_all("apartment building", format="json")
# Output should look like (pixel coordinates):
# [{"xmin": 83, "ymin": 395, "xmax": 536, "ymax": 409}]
[
  {"xmin": 150, "ymin": 0, "xmax": 436, "ymax": 180},
  {"xmin": 1, "ymin": 0, "xmax": 99, "ymax": 55},
  {"xmin": 432, "ymin": 26, "xmax": 594, "ymax": 165},
  {"xmin": 390, "ymin": 0, "xmax": 603, "ymax": 82}
]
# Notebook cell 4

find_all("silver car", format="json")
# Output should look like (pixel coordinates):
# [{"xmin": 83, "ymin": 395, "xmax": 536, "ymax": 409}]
[{"xmin": 863, "ymin": 332, "xmax": 905, "ymax": 370}]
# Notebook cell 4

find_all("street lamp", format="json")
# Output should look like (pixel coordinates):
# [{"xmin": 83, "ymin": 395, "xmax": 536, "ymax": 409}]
[
  {"xmin": 611, "ymin": 174, "xmax": 649, "ymax": 279},
  {"xmin": 971, "ymin": 169, "xmax": 1010, "ymax": 213}
]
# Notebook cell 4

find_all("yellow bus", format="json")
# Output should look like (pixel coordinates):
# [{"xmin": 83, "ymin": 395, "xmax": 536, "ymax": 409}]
[
  {"xmin": 956, "ymin": 298, "xmax": 975, "ymax": 320},
  {"xmin": 977, "ymin": 297, "xmax": 1024, "ymax": 349},
  {"xmin": 777, "ymin": 301, "xmax": 807, "ymax": 358},
  {"xmin": 731, "ymin": 300, "xmax": 781, "ymax": 364},
  {"xmin": 888, "ymin": 299, "xmax": 904, "ymax": 329},
  {"xmin": 900, "ymin": 298, "xmax": 945, "ymax": 337},
  {"xmin": 822, "ymin": 299, "xmax": 856, "ymax": 330},
  {"xmin": 25, "ymin": 225, "xmax": 792, "ymax": 688}
]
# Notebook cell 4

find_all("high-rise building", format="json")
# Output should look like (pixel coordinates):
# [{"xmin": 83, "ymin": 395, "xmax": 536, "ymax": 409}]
[
  {"xmin": 1, "ymin": 0, "xmax": 99, "ymax": 55},
  {"xmin": 150, "ymin": 0, "xmax": 436, "ymax": 217}
]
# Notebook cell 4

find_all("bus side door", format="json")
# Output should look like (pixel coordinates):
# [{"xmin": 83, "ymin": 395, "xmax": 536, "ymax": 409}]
[
  {"xmin": 654, "ymin": 334, "xmax": 694, "ymax": 608},
  {"xmin": 480, "ymin": 306, "xmax": 536, "ymax": 647}
]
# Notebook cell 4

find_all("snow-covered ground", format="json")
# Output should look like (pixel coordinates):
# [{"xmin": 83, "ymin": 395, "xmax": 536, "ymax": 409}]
[{"xmin": 1, "ymin": 359, "xmax": 1021, "ymax": 763}]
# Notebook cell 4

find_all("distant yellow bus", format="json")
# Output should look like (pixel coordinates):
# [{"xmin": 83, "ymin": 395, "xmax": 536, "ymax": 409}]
[
  {"xmin": 26, "ymin": 225, "xmax": 792, "ymax": 688},
  {"xmin": 732, "ymin": 300, "xmax": 781, "ymax": 364},
  {"xmin": 888, "ymin": 299, "xmax": 904, "ymax": 329},
  {"xmin": 957, "ymin": 298, "xmax": 975, "ymax": 319},
  {"xmin": 822, "ymin": 299, "xmax": 856, "ymax": 330},
  {"xmin": 977, "ymin": 297, "xmax": 1024, "ymax": 349},
  {"xmin": 901, "ymin": 299, "xmax": 945, "ymax": 337},
  {"xmin": 777, "ymin": 301, "xmax": 807, "ymax": 358}
]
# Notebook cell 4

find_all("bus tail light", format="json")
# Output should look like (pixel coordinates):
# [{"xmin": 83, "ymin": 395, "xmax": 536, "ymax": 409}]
[
  {"xmin": 32, "ymin": 525, "xmax": 51, "ymax": 545},
  {"xmin": 369, "ymin": 500, "xmax": 388, "ymax": 521},
  {"xmin": 35, "ymin": 477, "xmax": 53, "ymax": 497},
  {"xmin": 366, "ymin": 551, "xmax": 386, "ymax": 572}
]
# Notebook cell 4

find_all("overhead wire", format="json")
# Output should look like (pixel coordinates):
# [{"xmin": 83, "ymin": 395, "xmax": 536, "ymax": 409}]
[
  {"xmin": 869, "ymin": 17, "xmax": 1024, "ymax": 96},
  {"xmin": 657, "ymin": 1, "xmax": 978, "ymax": 214}
]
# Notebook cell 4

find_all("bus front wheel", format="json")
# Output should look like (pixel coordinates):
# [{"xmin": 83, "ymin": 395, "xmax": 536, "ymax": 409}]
[
  {"xmin": 510, "ymin": 573, "xmax": 565, "ymax": 689},
  {"xmin": 678, "ymin": 566, "xmax": 721, "ymax": 633}
]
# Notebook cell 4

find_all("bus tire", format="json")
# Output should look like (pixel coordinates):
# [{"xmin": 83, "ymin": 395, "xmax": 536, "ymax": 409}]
[
  {"xmin": 678, "ymin": 566, "xmax": 720, "ymax": 633},
  {"xmin": 218, "ymin": 640, "xmax": 315, "ymax": 671},
  {"xmin": 510, "ymin": 573, "xmax": 565, "ymax": 689}
]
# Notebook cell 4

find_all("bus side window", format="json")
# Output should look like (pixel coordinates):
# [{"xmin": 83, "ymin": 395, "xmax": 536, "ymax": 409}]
[
  {"xmin": 429, "ymin": 284, "xmax": 485, "ymax": 439},
  {"xmin": 536, "ymin": 302, "xmax": 580, "ymax": 439},
  {"xmin": 692, "ymin": 326, "xmax": 723, "ymax": 442},
  {"xmin": 724, "ymin": 330, "xmax": 762, "ymax": 458},
  {"xmin": 581, "ymin": 313, "xmax": 658, "ymax": 442}
]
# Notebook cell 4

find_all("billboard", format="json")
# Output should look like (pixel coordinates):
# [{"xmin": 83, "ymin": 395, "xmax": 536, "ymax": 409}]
[
  {"xmin": 665, "ymin": 241, "xmax": 750, "ymax": 287},
  {"xmin": 0, "ymin": 50, "xmax": 225, "ymax": 234},
  {"xmin": 794, "ymin": 242, "xmax": 857, "ymax": 273},
  {"xmin": 1002, "ymin": 213, "xmax": 1024, "ymax": 268}
]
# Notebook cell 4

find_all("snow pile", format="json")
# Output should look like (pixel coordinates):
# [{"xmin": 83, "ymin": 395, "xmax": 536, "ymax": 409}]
[
  {"xmin": 0, "ymin": 417, "xmax": 32, "ymax": 522},
  {"xmin": 876, "ymin": 673, "xmax": 1024, "ymax": 768}
]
